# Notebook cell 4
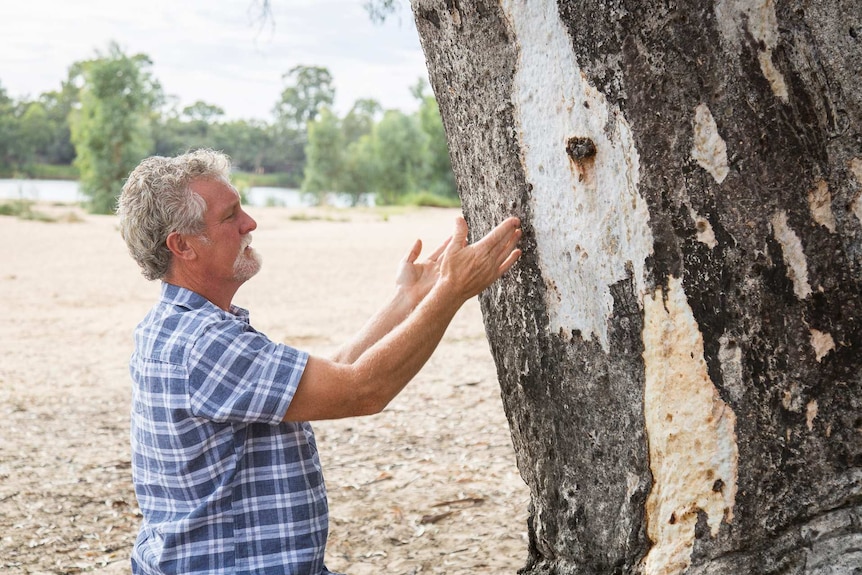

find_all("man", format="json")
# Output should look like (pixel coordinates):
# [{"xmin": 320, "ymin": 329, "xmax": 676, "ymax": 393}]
[{"xmin": 117, "ymin": 149, "xmax": 522, "ymax": 575}]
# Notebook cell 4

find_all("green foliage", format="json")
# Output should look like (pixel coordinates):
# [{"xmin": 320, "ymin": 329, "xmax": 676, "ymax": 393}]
[
  {"xmin": 0, "ymin": 81, "xmax": 58, "ymax": 172},
  {"xmin": 268, "ymin": 65, "xmax": 336, "ymax": 183},
  {"xmin": 17, "ymin": 102, "xmax": 52, "ymax": 166},
  {"xmin": 273, "ymin": 66, "xmax": 335, "ymax": 131},
  {"xmin": 341, "ymin": 99, "xmax": 381, "ymax": 145},
  {"xmin": 37, "ymin": 79, "xmax": 80, "ymax": 165},
  {"xmin": 372, "ymin": 110, "xmax": 427, "ymax": 204},
  {"xmin": 0, "ymin": 162, "xmax": 79, "ymax": 180},
  {"xmin": 231, "ymin": 170, "xmax": 295, "ymax": 189},
  {"xmin": 340, "ymin": 133, "xmax": 378, "ymax": 206},
  {"xmin": 417, "ymin": 96, "xmax": 457, "ymax": 198},
  {"xmin": 302, "ymin": 108, "xmax": 344, "ymax": 204},
  {"xmin": 69, "ymin": 43, "xmax": 158, "ymax": 214},
  {"xmin": 213, "ymin": 120, "xmax": 273, "ymax": 173},
  {"xmin": 302, "ymin": 88, "xmax": 457, "ymax": 208}
]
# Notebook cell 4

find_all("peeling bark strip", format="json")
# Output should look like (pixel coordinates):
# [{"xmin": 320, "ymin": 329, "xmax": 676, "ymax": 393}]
[
  {"xmin": 770, "ymin": 210, "xmax": 813, "ymax": 299},
  {"xmin": 691, "ymin": 104, "xmax": 729, "ymax": 184},
  {"xmin": 807, "ymin": 179, "xmax": 837, "ymax": 232},
  {"xmin": 500, "ymin": 0, "xmax": 653, "ymax": 350},
  {"xmin": 642, "ymin": 276, "xmax": 738, "ymax": 575}
]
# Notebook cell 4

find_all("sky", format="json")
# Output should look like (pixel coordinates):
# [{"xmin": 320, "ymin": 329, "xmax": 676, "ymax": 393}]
[{"xmin": 0, "ymin": 0, "xmax": 429, "ymax": 121}]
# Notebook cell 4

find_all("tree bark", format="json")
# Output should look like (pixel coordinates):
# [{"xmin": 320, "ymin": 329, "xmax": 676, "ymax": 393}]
[{"xmin": 411, "ymin": 1, "xmax": 862, "ymax": 573}]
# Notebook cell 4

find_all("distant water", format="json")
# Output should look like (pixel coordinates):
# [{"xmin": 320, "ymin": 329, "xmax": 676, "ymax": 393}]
[
  {"xmin": 0, "ymin": 179, "xmax": 84, "ymax": 204},
  {"xmin": 0, "ymin": 179, "xmax": 364, "ymax": 208},
  {"xmin": 244, "ymin": 186, "xmax": 312, "ymax": 208}
]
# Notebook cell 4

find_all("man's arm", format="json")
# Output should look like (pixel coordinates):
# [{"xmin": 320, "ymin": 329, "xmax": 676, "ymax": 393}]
[
  {"xmin": 329, "ymin": 236, "xmax": 449, "ymax": 364},
  {"xmin": 283, "ymin": 216, "xmax": 521, "ymax": 422}
]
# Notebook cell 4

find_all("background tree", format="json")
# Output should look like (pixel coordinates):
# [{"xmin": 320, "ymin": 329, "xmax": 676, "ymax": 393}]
[
  {"xmin": 273, "ymin": 65, "xmax": 336, "ymax": 130},
  {"xmin": 371, "ymin": 109, "xmax": 426, "ymax": 204},
  {"xmin": 16, "ymin": 101, "xmax": 53, "ymax": 169},
  {"xmin": 181, "ymin": 100, "xmax": 225, "ymax": 142},
  {"xmin": 341, "ymin": 134, "xmax": 379, "ymax": 206},
  {"xmin": 302, "ymin": 107, "xmax": 344, "ymax": 204},
  {"xmin": 336, "ymin": 99, "xmax": 383, "ymax": 206},
  {"xmin": 341, "ymin": 98, "xmax": 382, "ymax": 145},
  {"xmin": 211, "ymin": 119, "xmax": 275, "ymax": 174},
  {"xmin": 411, "ymin": 0, "xmax": 862, "ymax": 573},
  {"xmin": 36, "ymin": 79, "xmax": 79, "ymax": 167},
  {"xmin": 69, "ymin": 43, "xmax": 159, "ymax": 213},
  {"xmin": 271, "ymin": 65, "xmax": 335, "ymax": 183},
  {"xmin": 0, "ymin": 82, "xmax": 23, "ymax": 170},
  {"xmin": 152, "ymin": 100, "xmax": 226, "ymax": 157},
  {"xmin": 416, "ymin": 92, "xmax": 456, "ymax": 198}
]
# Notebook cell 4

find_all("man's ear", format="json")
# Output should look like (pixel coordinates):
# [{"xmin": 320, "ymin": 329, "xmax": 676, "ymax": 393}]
[{"xmin": 166, "ymin": 232, "xmax": 198, "ymax": 261}]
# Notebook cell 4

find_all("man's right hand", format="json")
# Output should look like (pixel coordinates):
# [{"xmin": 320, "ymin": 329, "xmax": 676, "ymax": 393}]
[{"xmin": 436, "ymin": 215, "xmax": 522, "ymax": 303}]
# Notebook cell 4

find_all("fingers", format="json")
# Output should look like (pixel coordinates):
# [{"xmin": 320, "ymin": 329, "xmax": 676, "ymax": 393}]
[
  {"xmin": 428, "ymin": 236, "xmax": 451, "ymax": 262},
  {"xmin": 451, "ymin": 216, "xmax": 520, "ymax": 250},
  {"xmin": 446, "ymin": 216, "xmax": 521, "ymax": 266},
  {"xmin": 477, "ymin": 217, "xmax": 522, "ymax": 265},
  {"xmin": 451, "ymin": 216, "xmax": 469, "ymax": 249},
  {"xmin": 404, "ymin": 239, "xmax": 422, "ymax": 264},
  {"xmin": 497, "ymin": 247, "xmax": 523, "ymax": 277},
  {"xmin": 482, "ymin": 217, "xmax": 521, "ymax": 249}
]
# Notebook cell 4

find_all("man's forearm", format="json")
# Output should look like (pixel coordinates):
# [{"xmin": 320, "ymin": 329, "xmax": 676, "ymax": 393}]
[
  {"xmin": 284, "ymin": 281, "xmax": 463, "ymax": 422},
  {"xmin": 330, "ymin": 286, "xmax": 419, "ymax": 364},
  {"xmin": 346, "ymin": 282, "xmax": 465, "ymax": 414}
]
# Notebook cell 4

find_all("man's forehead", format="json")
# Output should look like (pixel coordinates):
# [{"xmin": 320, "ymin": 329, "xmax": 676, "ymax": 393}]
[{"xmin": 190, "ymin": 178, "xmax": 240, "ymax": 204}]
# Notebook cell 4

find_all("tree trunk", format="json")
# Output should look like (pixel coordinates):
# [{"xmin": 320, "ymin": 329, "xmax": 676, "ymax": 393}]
[{"xmin": 411, "ymin": 1, "xmax": 862, "ymax": 573}]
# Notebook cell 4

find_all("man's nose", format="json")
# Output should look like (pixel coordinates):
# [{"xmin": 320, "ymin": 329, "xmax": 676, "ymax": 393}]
[{"xmin": 242, "ymin": 211, "xmax": 257, "ymax": 233}]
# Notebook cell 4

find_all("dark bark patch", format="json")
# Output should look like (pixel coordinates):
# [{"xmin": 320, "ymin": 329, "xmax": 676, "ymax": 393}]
[
  {"xmin": 566, "ymin": 136, "xmax": 598, "ymax": 185},
  {"xmin": 566, "ymin": 136, "xmax": 597, "ymax": 161},
  {"xmin": 418, "ymin": 8, "xmax": 441, "ymax": 29}
]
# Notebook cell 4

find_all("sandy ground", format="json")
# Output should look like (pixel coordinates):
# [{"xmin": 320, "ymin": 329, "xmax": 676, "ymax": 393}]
[{"xmin": 0, "ymin": 204, "xmax": 530, "ymax": 574}]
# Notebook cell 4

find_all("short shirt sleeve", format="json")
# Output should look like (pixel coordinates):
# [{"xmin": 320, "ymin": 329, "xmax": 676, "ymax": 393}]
[{"xmin": 187, "ymin": 318, "xmax": 308, "ymax": 424}]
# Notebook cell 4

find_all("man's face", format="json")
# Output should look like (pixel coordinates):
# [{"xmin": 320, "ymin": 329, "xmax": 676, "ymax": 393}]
[{"xmin": 188, "ymin": 178, "xmax": 261, "ymax": 284}]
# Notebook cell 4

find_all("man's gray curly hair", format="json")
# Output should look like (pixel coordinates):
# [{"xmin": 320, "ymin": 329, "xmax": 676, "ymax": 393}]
[{"xmin": 117, "ymin": 149, "xmax": 232, "ymax": 280}]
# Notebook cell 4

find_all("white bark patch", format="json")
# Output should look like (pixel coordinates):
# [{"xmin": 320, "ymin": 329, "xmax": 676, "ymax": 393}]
[
  {"xmin": 715, "ymin": 0, "xmax": 789, "ymax": 102},
  {"xmin": 849, "ymin": 158, "xmax": 862, "ymax": 226},
  {"xmin": 809, "ymin": 328, "xmax": 835, "ymax": 362},
  {"xmin": 690, "ymin": 208, "xmax": 718, "ymax": 248},
  {"xmin": 808, "ymin": 179, "xmax": 836, "ymax": 232},
  {"xmin": 691, "ymin": 104, "xmax": 730, "ymax": 184},
  {"xmin": 501, "ymin": 0, "xmax": 653, "ymax": 350},
  {"xmin": 771, "ymin": 211, "xmax": 812, "ymax": 299},
  {"xmin": 642, "ymin": 277, "xmax": 738, "ymax": 575}
]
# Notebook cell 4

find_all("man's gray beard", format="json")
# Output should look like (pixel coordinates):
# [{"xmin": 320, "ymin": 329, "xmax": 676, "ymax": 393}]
[{"xmin": 233, "ymin": 247, "xmax": 262, "ymax": 282}]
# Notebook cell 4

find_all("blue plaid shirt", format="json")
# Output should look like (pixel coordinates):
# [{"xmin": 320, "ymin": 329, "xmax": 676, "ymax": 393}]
[{"xmin": 129, "ymin": 283, "xmax": 336, "ymax": 575}]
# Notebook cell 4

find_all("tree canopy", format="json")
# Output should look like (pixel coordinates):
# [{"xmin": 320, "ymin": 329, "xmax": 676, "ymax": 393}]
[{"xmin": 69, "ymin": 43, "xmax": 159, "ymax": 213}]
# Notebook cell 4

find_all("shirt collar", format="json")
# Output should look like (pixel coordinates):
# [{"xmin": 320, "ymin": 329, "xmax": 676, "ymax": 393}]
[{"xmin": 160, "ymin": 282, "xmax": 250, "ymax": 322}]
